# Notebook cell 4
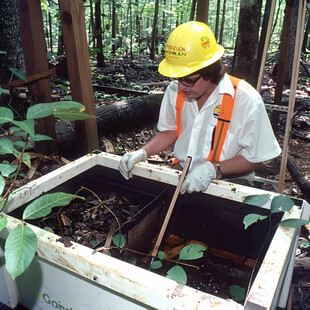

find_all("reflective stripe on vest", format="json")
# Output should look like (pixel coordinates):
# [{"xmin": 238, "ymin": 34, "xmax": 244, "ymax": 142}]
[{"xmin": 174, "ymin": 75, "xmax": 241, "ymax": 163}]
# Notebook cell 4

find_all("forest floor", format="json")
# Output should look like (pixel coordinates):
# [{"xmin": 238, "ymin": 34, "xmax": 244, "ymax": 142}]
[{"xmin": 2, "ymin": 54, "xmax": 310, "ymax": 309}]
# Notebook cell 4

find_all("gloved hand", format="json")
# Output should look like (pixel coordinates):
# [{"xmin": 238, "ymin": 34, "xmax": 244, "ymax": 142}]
[
  {"xmin": 118, "ymin": 149, "xmax": 147, "ymax": 180},
  {"xmin": 180, "ymin": 161, "xmax": 216, "ymax": 194}
]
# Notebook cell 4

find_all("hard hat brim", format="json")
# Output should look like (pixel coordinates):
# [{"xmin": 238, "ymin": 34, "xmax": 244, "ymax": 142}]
[{"xmin": 158, "ymin": 45, "xmax": 225, "ymax": 78}]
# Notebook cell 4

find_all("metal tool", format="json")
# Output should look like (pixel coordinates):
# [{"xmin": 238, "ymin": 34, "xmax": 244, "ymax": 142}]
[{"xmin": 147, "ymin": 156, "xmax": 192, "ymax": 269}]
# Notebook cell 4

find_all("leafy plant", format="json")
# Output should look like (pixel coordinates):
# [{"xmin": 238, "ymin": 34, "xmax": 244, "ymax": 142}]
[
  {"xmin": 243, "ymin": 194, "xmax": 309, "ymax": 230},
  {"xmin": 151, "ymin": 244, "xmax": 207, "ymax": 285},
  {"xmin": 229, "ymin": 285, "xmax": 245, "ymax": 301},
  {"xmin": 0, "ymin": 100, "xmax": 94, "ymax": 279}
]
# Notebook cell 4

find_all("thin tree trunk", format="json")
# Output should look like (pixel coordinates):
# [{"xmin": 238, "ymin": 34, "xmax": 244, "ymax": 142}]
[
  {"xmin": 95, "ymin": 0, "xmax": 104, "ymax": 67},
  {"xmin": 196, "ymin": 0, "xmax": 209, "ymax": 24},
  {"xmin": 150, "ymin": 0, "xmax": 159, "ymax": 60},
  {"xmin": 190, "ymin": 0, "xmax": 197, "ymax": 21},
  {"xmin": 219, "ymin": 0, "xmax": 227, "ymax": 45},
  {"xmin": 215, "ymin": 0, "xmax": 221, "ymax": 39}
]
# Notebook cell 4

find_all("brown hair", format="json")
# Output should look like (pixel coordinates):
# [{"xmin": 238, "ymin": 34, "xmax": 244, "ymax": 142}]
[{"xmin": 196, "ymin": 60, "xmax": 226, "ymax": 85}]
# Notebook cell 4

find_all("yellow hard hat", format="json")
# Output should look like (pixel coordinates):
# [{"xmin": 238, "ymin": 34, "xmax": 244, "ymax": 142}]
[{"xmin": 158, "ymin": 21, "xmax": 224, "ymax": 78}]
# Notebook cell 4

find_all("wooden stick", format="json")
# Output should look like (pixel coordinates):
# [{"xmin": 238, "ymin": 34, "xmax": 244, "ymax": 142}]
[
  {"xmin": 151, "ymin": 156, "xmax": 192, "ymax": 257},
  {"xmin": 277, "ymin": 0, "xmax": 306, "ymax": 193}
]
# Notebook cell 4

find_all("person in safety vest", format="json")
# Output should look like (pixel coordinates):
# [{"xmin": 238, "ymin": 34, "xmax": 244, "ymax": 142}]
[{"xmin": 118, "ymin": 21, "xmax": 281, "ymax": 194}]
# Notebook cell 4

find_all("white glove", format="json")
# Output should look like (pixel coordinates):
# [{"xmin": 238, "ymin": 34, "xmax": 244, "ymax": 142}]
[
  {"xmin": 118, "ymin": 149, "xmax": 147, "ymax": 180},
  {"xmin": 180, "ymin": 161, "xmax": 216, "ymax": 194}
]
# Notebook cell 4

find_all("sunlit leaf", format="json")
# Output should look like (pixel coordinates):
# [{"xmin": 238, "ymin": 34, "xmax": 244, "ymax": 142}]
[
  {"xmin": 270, "ymin": 195, "xmax": 294, "ymax": 214},
  {"xmin": 229, "ymin": 285, "xmax": 245, "ymax": 301},
  {"xmin": 158, "ymin": 251, "xmax": 165, "ymax": 260},
  {"xmin": 0, "ymin": 175, "xmax": 5, "ymax": 195},
  {"xmin": 53, "ymin": 111, "xmax": 94, "ymax": 120},
  {"xmin": 150, "ymin": 260, "xmax": 162, "ymax": 269},
  {"xmin": 26, "ymin": 101, "xmax": 85, "ymax": 119},
  {"xmin": 243, "ymin": 214, "xmax": 268, "ymax": 229},
  {"xmin": 22, "ymin": 193, "xmax": 84, "ymax": 220},
  {"xmin": 179, "ymin": 244, "xmax": 207, "ymax": 260},
  {"xmin": 5, "ymin": 224, "xmax": 37, "ymax": 279},
  {"xmin": 0, "ymin": 163, "xmax": 18, "ymax": 177},
  {"xmin": 166, "ymin": 266, "xmax": 187, "ymax": 285},
  {"xmin": 0, "ymin": 214, "xmax": 8, "ymax": 232},
  {"xmin": 279, "ymin": 219, "xmax": 309, "ymax": 228},
  {"xmin": 243, "ymin": 194, "xmax": 270, "ymax": 207},
  {"xmin": 0, "ymin": 138, "xmax": 14, "ymax": 155},
  {"xmin": 9, "ymin": 68, "xmax": 27, "ymax": 81},
  {"xmin": 12, "ymin": 119, "xmax": 35, "ymax": 138},
  {"xmin": 112, "ymin": 233, "xmax": 125, "ymax": 248},
  {"xmin": 0, "ymin": 107, "xmax": 14, "ymax": 124}
]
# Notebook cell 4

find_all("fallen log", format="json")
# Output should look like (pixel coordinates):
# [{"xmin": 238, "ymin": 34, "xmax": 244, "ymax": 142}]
[{"xmin": 55, "ymin": 93, "xmax": 164, "ymax": 156}]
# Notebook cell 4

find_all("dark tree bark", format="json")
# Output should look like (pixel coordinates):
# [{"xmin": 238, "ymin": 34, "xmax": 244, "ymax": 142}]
[
  {"xmin": 215, "ymin": 0, "xmax": 221, "ymax": 40},
  {"xmin": 232, "ymin": 0, "xmax": 262, "ymax": 86},
  {"xmin": 150, "ymin": 0, "xmax": 159, "ymax": 60},
  {"xmin": 196, "ymin": 0, "xmax": 209, "ymax": 24},
  {"xmin": 95, "ymin": 0, "xmax": 105, "ymax": 67},
  {"xmin": 219, "ymin": 0, "xmax": 227, "ymax": 45},
  {"xmin": 302, "ymin": 10, "xmax": 310, "ymax": 55},
  {"xmin": 190, "ymin": 0, "xmax": 197, "ymax": 21},
  {"xmin": 0, "ymin": 0, "xmax": 24, "ymax": 85},
  {"xmin": 112, "ymin": 0, "xmax": 117, "ymax": 55}
]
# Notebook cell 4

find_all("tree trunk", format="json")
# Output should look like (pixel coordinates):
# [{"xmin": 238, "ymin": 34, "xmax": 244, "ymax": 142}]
[
  {"xmin": 232, "ymin": 0, "xmax": 262, "ymax": 86},
  {"xmin": 95, "ymin": 0, "xmax": 105, "ymax": 67},
  {"xmin": 215, "ymin": 0, "xmax": 221, "ymax": 40},
  {"xmin": 55, "ymin": 94, "xmax": 164, "ymax": 156},
  {"xmin": 219, "ymin": 0, "xmax": 227, "ymax": 45},
  {"xmin": 302, "ymin": 9, "xmax": 310, "ymax": 55},
  {"xmin": 150, "ymin": 0, "xmax": 159, "ymax": 60},
  {"xmin": 190, "ymin": 0, "xmax": 197, "ymax": 21},
  {"xmin": 196, "ymin": 0, "xmax": 209, "ymax": 24},
  {"xmin": 0, "ymin": 0, "xmax": 24, "ymax": 85}
]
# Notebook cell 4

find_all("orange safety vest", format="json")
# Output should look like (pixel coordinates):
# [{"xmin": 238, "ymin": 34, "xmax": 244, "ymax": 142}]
[{"xmin": 174, "ymin": 75, "xmax": 241, "ymax": 164}]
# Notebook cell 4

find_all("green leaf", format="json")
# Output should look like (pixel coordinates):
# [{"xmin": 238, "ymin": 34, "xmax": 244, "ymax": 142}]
[
  {"xmin": 9, "ymin": 68, "xmax": 27, "ymax": 81},
  {"xmin": 13, "ymin": 141, "xmax": 31, "ymax": 150},
  {"xmin": 299, "ymin": 239, "xmax": 310, "ymax": 248},
  {"xmin": 13, "ymin": 150, "xmax": 31, "ymax": 168},
  {"xmin": 158, "ymin": 251, "xmax": 165, "ymax": 260},
  {"xmin": 0, "ymin": 138, "xmax": 14, "ymax": 155},
  {"xmin": 0, "ymin": 163, "xmax": 18, "ymax": 177},
  {"xmin": 53, "ymin": 111, "xmax": 94, "ymax": 121},
  {"xmin": 112, "ymin": 233, "xmax": 125, "ymax": 248},
  {"xmin": 22, "ymin": 193, "xmax": 84, "ymax": 220},
  {"xmin": 279, "ymin": 219, "xmax": 309, "ymax": 228},
  {"xmin": 243, "ymin": 194, "xmax": 270, "ymax": 207},
  {"xmin": 5, "ymin": 224, "xmax": 37, "ymax": 279},
  {"xmin": 229, "ymin": 285, "xmax": 245, "ymax": 301},
  {"xmin": 166, "ymin": 266, "xmax": 187, "ymax": 284},
  {"xmin": 43, "ymin": 227, "xmax": 54, "ymax": 233},
  {"xmin": 26, "ymin": 101, "xmax": 85, "ymax": 119},
  {"xmin": 31, "ymin": 134, "xmax": 54, "ymax": 142},
  {"xmin": 0, "ymin": 107, "xmax": 14, "ymax": 124},
  {"xmin": 150, "ymin": 260, "xmax": 162, "ymax": 269},
  {"xmin": 12, "ymin": 119, "xmax": 35, "ymax": 138},
  {"xmin": 0, "ymin": 214, "xmax": 8, "ymax": 232},
  {"xmin": 270, "ymin": 195, "xmax": 294, "ymax": 214},
  {"xmin": 243, "ymin": 214, "xmax": 268, "ymax": 229},
  {"xmin": 0, "ymin": 175, "xmax": 5, "ymax": 195},
  {"xmin": 179, "ymin": 244, "xmax": 207, "ymax": 260}
]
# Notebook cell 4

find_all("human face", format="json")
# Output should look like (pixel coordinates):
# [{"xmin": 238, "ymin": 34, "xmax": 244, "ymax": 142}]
[{"xmin": 177, "ymin": 74, "xmax": 216, "ymax": 101}]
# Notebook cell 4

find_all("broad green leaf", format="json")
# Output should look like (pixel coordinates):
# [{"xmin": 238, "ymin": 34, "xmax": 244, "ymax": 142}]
[
  {"xmin": 9, "ymin": 68, "xmax": 27, "ymax": 81},
  {"xmin": 13, "ymin": 150, "xmax": 31, "ymax": 168},
  {"xmin": 0, "ymin": 107, "xmax": 14, "ymax": 124},
  {"xmin": 5, "ymin": 224, "xmax": 37, "ymax": 279},
  {"xmin": 0, "ymin": 175, "xmax": 5, "ymax": 195},
  {"xmin": 22, "ymin": 193, "xmax": 84, "ymax": 220},
  {"xmin": 166, "ymin": 265, "xmax": 187, "ymax": 285},
  {"xmin": 229, "ymin": 285, "xmax": 245, "ymax": 301},
  {"xmin": 26, "ymin": 101, "xmax": 85, "ymax": 119},
  {"xmin": 158, "ymin": 251, "xmax": 165, "ymax": 260},
  {"xmin": 0, "ymin": 163, "xmax": 18, "ymax": 177},
  {"xmin": 150, "ymin": 260, "xmax": 162, "ymax": 269},
  {"xmin": 12, "ymin": 119, "xmax": 35, "ymax": 138},
  {"xmin": 279, "ymin": 219, "xmax": 309, "ymax": 228},
  {"xmin": 179, "ymin": 244, "xmax": 207, "ymax": 260},
  {"xmin": 112, "ymin": 233, "xmax": 125, "ymax": 248},
  {"xmin": 31, "ymin": 134, "xmax": 54, "ymax": 142},
  {"xmin": 0, "ymin": 138, "xmax": 14, "ymax": 155},
  {"xmin": 0, "ymin": 214, "xmax": 8, "ymax": 232},
  {"xmin": 270, "ymin": 195, "xmax": 294, "ymax": 214},
  {"xmin": 243, "ymin": 214, "xmax": 268, "ymax": 229},
  {"xmin": 53, "ymin": 111, "xmax": 94, "ymax": 121},
  {"xmin": 13, "ymin": 141, "xmax": 31, "ymax": 150},
  {"xmin": 243, "ymin": 194, "xmax": 270, "ymax": 207}
]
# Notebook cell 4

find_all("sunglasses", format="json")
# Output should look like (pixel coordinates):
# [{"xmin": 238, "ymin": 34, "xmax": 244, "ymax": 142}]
[{"xmin": 174, "ymin": 75, "xmax": 201, "ymax": 87}]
